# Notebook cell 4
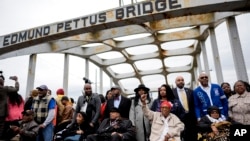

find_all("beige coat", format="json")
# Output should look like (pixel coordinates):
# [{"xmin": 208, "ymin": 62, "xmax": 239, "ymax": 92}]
[
  {"xmin": 228, "ymin": 91, "xmax": 250, "ymax": 125},
  {"xmin": 142, "ymin": 105, "xmax": 184, "ymax": 141}
]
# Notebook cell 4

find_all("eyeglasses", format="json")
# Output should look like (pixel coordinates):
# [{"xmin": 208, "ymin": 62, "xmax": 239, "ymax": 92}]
[
  {"xmin": 160, "ymin": 107, "xmax": 170, "ymax": 109},
  {"xmin": 200, "ymin": 76, "xmax": 208, "ymax": 79},
  {"xmin": 211, "ymin": 111, "xmax": 219, "ymax": 114}
]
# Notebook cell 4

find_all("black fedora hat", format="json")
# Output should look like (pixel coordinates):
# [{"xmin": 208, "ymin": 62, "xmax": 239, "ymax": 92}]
[{"xmin": 134, "ymin": 84, "xmax": 150, "ymax": 92}]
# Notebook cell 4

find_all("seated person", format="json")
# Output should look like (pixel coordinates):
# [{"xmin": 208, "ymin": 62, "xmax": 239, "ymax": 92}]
[
  {"xmin": 86, "ymin": 107, "xmax": 136, "ymax": 141},
  {"xmin": 55, "ymin": 112, "xmax": 94, "ymax": 141},
  {"xmin": 141, "ymin": 93, "xmax": 184, "ymax": 141},
  {"xmin": 197, "ymin": 106, "xmax": 231, "ymax": 141},
  {"xmin": 9, "ymin": 110, "xmax": 39, "ymax": 141}
]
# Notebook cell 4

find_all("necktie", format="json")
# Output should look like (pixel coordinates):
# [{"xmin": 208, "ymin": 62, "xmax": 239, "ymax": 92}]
[{"xmin": 180, "ymin": 89, "xmax": 189, "ymax": 112}]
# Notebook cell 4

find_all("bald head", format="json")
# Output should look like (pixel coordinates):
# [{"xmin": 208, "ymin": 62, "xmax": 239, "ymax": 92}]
[
  {"xmin": 84, "ymin": 83, "xmax": 92, "ymax": 96},
  {"xmin": 198, "ymin": 72, "xmax": 209, "ymax": 87},
  {"xmin": 175, "ymin": 76, "xmax": 185, "ymax": 89}
]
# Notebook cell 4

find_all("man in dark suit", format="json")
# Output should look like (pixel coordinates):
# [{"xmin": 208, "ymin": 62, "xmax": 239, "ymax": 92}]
[
  {"xmin": 72, "ymin": 83, "xmax": 101, "ymax": 130},
  {"xmin": 87, "ymin": 107, "xmax": 136, "ymax": 141},
  {"xmin": 172, "ymin": 76, "xmax": 197, "ymax": 141},
  {"xmin": 104, "ymin": 86, "xmax": 131, "ymax": 119}
]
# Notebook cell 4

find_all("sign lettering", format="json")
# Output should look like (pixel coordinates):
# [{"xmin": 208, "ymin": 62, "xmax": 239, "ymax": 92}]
[{"xmin": 1, "ymin": 0, "xmax": 182, "ymax": 46}]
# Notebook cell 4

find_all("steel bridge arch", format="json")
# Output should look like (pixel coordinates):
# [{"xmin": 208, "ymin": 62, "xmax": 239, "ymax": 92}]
[{"xmin": 0, "ymin": 0, "xmax": 249, "ymax": 96}]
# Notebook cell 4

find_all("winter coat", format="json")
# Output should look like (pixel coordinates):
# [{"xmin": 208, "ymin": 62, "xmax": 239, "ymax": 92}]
[
  {"xmin": 142, "ymin": 105, "xmax": 184, "ymax": 141},
  {"xmin": 129, "ymin": 99, "xmax": 152, "ymax": 141}
]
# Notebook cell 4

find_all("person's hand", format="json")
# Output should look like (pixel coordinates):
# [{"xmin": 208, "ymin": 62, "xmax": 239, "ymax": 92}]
[
  {"xmin": 140, "ymin": 93, "xmax": 147, "ymax": 105},
  {"xmin": 111, "ymin": 132, "xmax": 123, "ymax": 138},
  {"xmin": 19, "ymin": 129, "xmax": 24, "ymax": 134},
  {"xmin": 211, "ymin": 124, "xmax": 219, "ymax": 135},
  {"xmin": 164, "ymin": 133, "xmax": 171, "ymax": 141},
  {"xmin": 9, "ymin": 76, "xmax": 18, "ymax": 81},
  {"xmin": 39, "ymin": 124, "xmax": 45, "ymax": 128},
  {"xmin": 89, "ymin": 122, "xmax": 94, "ymax": 127},
  {"xmin": 10, "ymin": 125, "xmax": 19, "ymax": 132},
  {"xmin": 76, "ymin": 130, "xmax": 84, "ymax": 134}
]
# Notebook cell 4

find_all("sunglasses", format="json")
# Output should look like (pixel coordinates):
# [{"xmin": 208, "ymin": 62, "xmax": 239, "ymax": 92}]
[
  {"xmin": 200, "ymin": 76, "xmax": 208, "ymax": 79},
  {"xmin": 37, "ymin": 89, "xmax": 45, "ymax": 91}
]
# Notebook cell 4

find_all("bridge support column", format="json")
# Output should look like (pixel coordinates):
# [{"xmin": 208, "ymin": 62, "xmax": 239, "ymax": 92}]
[
  {"xmin": 209, "ymin": 28, "xmax": 224, "ymax": 84},
  {"xmin": 85, "ymin": 59, "xmax": 89, "ymax": 79},
  {"xmin": 63, "ymin": 54, "xmax": 69, "ymax": 95},
  {"xmin": 200, "ymin": 40, "xmax": 211, "ymax": 77},
  {"xmin": 226, "ymin": 17, "xmax": 249, "ymax": 82},
  {"xmin": 25, "ymin": 54, "xmax": 37, "ymax": 98},
  {"xmin": 100, "ymin": 68, "xmax": 103, "ymax": 94},
  {"xmin": 194, "ymin": 53, "xmax": 202, "ymax": 87}
]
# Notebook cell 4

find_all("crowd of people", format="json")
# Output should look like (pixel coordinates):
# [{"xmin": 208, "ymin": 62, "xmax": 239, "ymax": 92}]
[{"xmin": 0, "ymin": 71, "xmax": 250, "ymax": 141}]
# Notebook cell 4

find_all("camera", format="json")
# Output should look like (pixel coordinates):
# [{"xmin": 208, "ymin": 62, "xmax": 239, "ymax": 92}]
[
  {"xmin": 9, "ymin": 76, "xmax": 17, "ymax": 80},
  {"xmin": 0, "ymin": 70, "xmax": 5, "ymax": 80},
  {"xmin": 83, "ymin": 77, "xmax": 92, "ymax": 84}
]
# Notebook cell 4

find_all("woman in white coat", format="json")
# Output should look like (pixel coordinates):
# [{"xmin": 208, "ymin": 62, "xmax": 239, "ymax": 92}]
[{"xmin": 129, "ymin": 84, "xmax": 153, "ymax": 141}]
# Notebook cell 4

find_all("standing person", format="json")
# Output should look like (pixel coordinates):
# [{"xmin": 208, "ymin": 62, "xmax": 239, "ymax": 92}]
[
  {"xmin": 104, "ymin": 85, "xmax": 132, "ymax": 119},
  {"xmin": 32, "ymin": 85, "xmax": 56, "ymax": 141},
  {"xmin": 221, "ymin": 82, "xmax": 234, "ymax": 99},
  {"xmin": 99, "ymin": 94, "xmax": 106, "ymax": 123},
  {"xmin": 141, "ymin": 93, "xmax": 184, "ymax": 141},
  {"xmin": 228, "ymin": 80, "xmax": 250, "ymax": 125},
  {"xmin": 172, "ymin": 76, "xmax": 197, "ymax": 141},
  {"xmin": 3, "ymin": 91, "xmax": 25, "ymax": 140},
  {"xmin": 193, "ymin": 72, "xmax": 228, "ymax": 121},
  {"xmin": 99, "ymin": 90, "xmax": 113, "ymax": 123},
  {"xmin": 129, "ymin": 84, "xmax": 152, "ymax": 141},
  {"xmin": 151, "ymin": 84, "xmax": 185, "ymax": 120},
  {"xmin": 73, "ymin": 83, "xmax": 101, "ymax": 131},
  {"xmin": 55, "ymin": 88, "xmax": 65, "ymax": 125},
  {"xmin": 24, "ymin": 89, "xmax": 38, "ymax": 111},
  {"xmin": 0, "ymin": 74, "xmax": 19, "ymax": 140},
  {"xmin": 105, "ymin": 90, "xmax": 113, "ymax": 101}
]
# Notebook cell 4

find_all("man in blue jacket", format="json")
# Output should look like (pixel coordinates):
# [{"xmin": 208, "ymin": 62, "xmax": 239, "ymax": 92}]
[{"xmin": 193, "ymin": 72, "xmax": 228, "ymax": 121}]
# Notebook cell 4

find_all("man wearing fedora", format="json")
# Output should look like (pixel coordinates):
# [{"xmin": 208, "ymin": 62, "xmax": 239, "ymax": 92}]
[
  {"xmin": 129, "ymin": 84, "xmax": 152, "ymax": 141},
  {"xmin": 104, "ymin": 86, "xmax": 131, "ymax": 119}
]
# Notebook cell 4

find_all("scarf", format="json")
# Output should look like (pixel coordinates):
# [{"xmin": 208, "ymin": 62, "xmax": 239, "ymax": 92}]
[{"xmin": 206, "ymin": 115, "xmax": 225, "ymax": 123}]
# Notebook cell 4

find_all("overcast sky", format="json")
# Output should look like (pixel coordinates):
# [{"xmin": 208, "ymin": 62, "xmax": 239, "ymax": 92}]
[
  {"xmin": 0, "ymin": 0, "xmax": 144, "ymax": 100},
  {"xmin": 0, "ymin": 0, "xmax": 249, "ymax": 100}
]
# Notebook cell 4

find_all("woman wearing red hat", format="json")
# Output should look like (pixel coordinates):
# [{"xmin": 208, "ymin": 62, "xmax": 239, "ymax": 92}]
[
  {"xmin": 151, "ymin": 84, "xmax": 186, "ymax": 121},
  {"xmin": 141, "ymin": 93, "xmax": 184, "ymax": 141}
]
